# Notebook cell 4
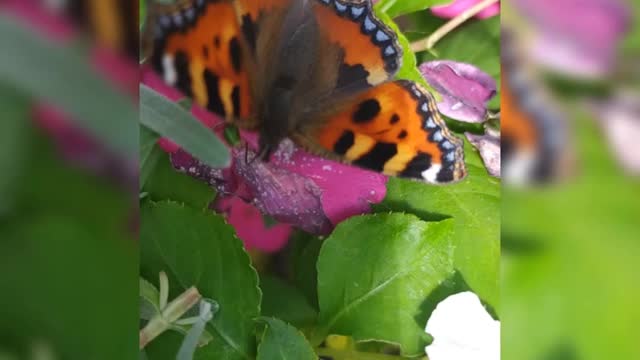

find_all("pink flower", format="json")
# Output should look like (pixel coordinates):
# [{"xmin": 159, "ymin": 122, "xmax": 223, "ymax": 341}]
[
  {"xmin": 431, "ymin": 0, "xmax": 500, "ymax": 20},
  {"xmin": 511, "ymin": 0, "xmax": 630, "ymax": 78},
  {"xmin": 419, "ymin": 60, "xmax": 497, "ymax": 123},
  {"xmin": 466, "ymin": 129, "xmax": 500, "ymax": 178},
  {"xmin": 142, "ymin": 70, "xmax": 388, "ymax": 250}
]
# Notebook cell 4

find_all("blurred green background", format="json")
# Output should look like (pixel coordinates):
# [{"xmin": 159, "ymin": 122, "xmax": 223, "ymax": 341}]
[{"xmin": 0, "ymin": 9, "xmax": 138, "ymax": 360}]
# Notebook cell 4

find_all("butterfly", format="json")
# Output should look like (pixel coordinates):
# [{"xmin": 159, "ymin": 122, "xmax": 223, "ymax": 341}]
[
  {"xmin": 52, "ymin": 0, "xmax": 139, "ymax": 59},
  {"xmin": 144, "ymin": 0, "xmax": 466, "ymax": 184},
  {"xmin": 501, "ymin": 30, "xmax": 573, "ymax": 185}
]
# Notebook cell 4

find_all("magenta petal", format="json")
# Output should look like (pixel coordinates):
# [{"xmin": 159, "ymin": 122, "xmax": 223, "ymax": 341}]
[
  {"xmin": 466, "ymin": 129, "xmax": 500, "ymax": 178},
  {"xmin": 512, "ymin": 0, "xmax": 630, "ymax": 78},
  {"xmin": 420, "ymin": 61, "xmax": 497, "ymax": 123},
  {"xmin": 432, "ymin": 0, "xmax": 500, "ymax": 19},
  {"xmin": 216, "ymin": 197, "xmax": 292, "ymax": 253},
  {"xmin": 234, "ymin": 149, "xmax": 334, "ymax": 235},
  {"xmin": 171, "ymin": 148, "xmax": 334, "ymax": 235},
  {"xmin": 2, "ymin": 0, "xmax": 77, "ymax": 42},
  {"xmin": 269, "ymin": 140, "xmax": 387, "ymax": 225}
]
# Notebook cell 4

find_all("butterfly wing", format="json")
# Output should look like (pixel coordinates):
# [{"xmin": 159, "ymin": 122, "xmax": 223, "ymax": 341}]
[
  {"xmin": 501, "ymin": 67, "xmax": 571, "ymax": 184},
  {"xmin": 146, "ymin": 0, "xmax": 251, "ymax": 120},
  {"xmin": 311, "ymin": 0, "xmax": 402, "ymax": 90},
  {"xmin": 67, "ymin": 0, "xmax": 139, "ymax": 59},
  {"xmin": 299, "ymin": 80, "xmax": 466, "ymax": 183}
]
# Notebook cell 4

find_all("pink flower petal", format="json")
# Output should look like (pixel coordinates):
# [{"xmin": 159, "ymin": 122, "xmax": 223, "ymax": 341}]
[
  {"xmin": 466, "ymin": 129, "xmax": 500, "ymax": 178},
  {"xmin": 420, "ymin": 61, "xmax": 497, "ymax": 123},
  {"xmin": 1, "ymin": 0, "xmax": 77, "ymax": 42},
  {"xmin": 170, "ymin": 147, "xmax": 334, "ymax": 235},
  {"xmin": 431, "ymin": 0, "xmax": 500, "ymax": 20},
  {"xmin": 215, "ymin": 197, "xmax": 292, "ymax": 253},
  {"xmin": 512, "ymin": 0, "xmax": 630, "ymax": 78}
]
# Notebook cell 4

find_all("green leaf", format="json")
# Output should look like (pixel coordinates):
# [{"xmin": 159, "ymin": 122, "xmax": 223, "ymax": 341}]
[
  {"xmin": 0, "ymin": 84, "xmax": 31, "ymax": 216},
  {"xmin": 141, "ymin": 150, "xmax": 216, "ymax": 209},
  {"xmin": 140, "ymin": 201, "xmax": 260, "ymax": 360},
  {"xmin": 140, "ymin": 277, "xmax": 162, "ymax": 320},
  {"xmin": 502, "ymin": 119, "xmax": 640, "ymax": 360},
  {"xmin": 373, "ymin": 141, "xmax": 500, "ymax": 313},
  {"xmin": 140, "ymin": 84, "xmax": 230, "ymax": 168},
  {"xmin": 288, "ymin": 232, "xmax": 324, "ymax": 309},
  {"xmin": 260, "ymin": 275, "xmax": 317, "ymax": 328},
  {"xmin": 256, "ymin": 318, "xmax": 316, "ymax": 360},
  {"xmin": 140, "ymin": 126, "xmax": 161, "ymax": 189},
  {"xmin": 376, "ymin": 0, "xmax": 451, "ymax": 20},
  {"xmin": 11, "ymin": 134, "xmax": 131, "ymax": 235},
  {"xmin": 0, "ymin": 217, "xmax": 138, "ymax": 359},
  {"xmin": 317, "ymin": 213, "xmax": 456, "ymax": 357},
  {"xmin": 0, "ymin": 15, "xmax": 137, "ymax": 157}
]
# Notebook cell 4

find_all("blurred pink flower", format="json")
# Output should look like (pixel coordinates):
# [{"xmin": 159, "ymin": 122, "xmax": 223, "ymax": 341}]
[
  {"xmin": 419, "ymin": 61, "xmax": 497, "ymax": 123},
  {"xmin": 592, "ymin": 92, "xmax": 640, "ymax": 176},
  {"xmin": 142, "ymin": 70, "xmax": 388, "ymax": 249},
  {"xmin": 1, "ymin": 0, "xmax": 76, "ymax": 42},
  {"xmin": 431, "ymin": 0, "xmax": 500, "ymax": 19},
  {"xmin": 512, "ymin": 0, "xmax": 630, "ymax": 78}
]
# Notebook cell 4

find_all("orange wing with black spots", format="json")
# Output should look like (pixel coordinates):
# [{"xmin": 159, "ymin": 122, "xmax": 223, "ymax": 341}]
[
  {"xmin": 312, "ymin": 0, "xmax": 402, "ymax": 89},
  {"xmin": 147, "ymin": 0, "xmax": 250, "ymax": 120},
  {"xmin": 308, "ymin": 80, "xmax": 466, "ymax": 183}
]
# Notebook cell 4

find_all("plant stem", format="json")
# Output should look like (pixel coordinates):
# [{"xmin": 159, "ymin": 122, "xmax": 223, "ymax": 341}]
[
  {"xmin": 139, "ymin": 286, "xmax": 202, "ymax": 349},
  {"xmin": 410, "ymin": 0, "xmax": 499, "ymax": 53}
]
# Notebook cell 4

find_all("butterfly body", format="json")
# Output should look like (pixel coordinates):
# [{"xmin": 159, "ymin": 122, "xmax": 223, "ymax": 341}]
[{"xmin": 146, "ymin": 0, "xmax": 466, "ymax": 184}]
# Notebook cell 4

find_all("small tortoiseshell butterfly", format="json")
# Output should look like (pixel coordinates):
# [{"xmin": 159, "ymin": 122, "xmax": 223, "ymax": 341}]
[
  {"xmin": 145, "ymin": 0, "xmax": 466, "ymax": 183},
  {"xmin": 62, "ymin": 0, "xmax": 139, "ymax": 59},
  {"xmin": 501, "ymin": 30, "xmax": 573, "ymax": 184}
]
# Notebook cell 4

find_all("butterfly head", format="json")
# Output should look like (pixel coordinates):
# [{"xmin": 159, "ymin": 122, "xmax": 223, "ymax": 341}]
[{"xmin": 256, "ymin": 73, "xmax": 301, "ymax": 160}]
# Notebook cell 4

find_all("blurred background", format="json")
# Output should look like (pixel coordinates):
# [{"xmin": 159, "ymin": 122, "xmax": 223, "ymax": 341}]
[
  {"xmin": 0, "ymin": 0, "xmax": 138, "ymax": 358},
  {"xmin": 501, "ymin": 0, "xmax": 640, "ymax": 360}
]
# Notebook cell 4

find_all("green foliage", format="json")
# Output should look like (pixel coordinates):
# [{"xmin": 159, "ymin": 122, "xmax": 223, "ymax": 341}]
[
  {"xmin": 140, "ymin": 126, "xmax": 161, "ymax": 189},
  {"xmin": 317, "ymin": 214, "xmax": 455, "ymax": 356},
  {"xmin": 0, "ymin": 85, "xmax": 31, "ymax": 215},
  {"xmin": 374, "ymin": 142, "xmax": 501, "ymax": 313},
  {"xmin": 256, "ymin": 318, "xmax": 316, "ymax": 360},
  {"xmin": 376, "ymin": 0, "xmax": 451, "ymax": 19},
  {"xmin": 260, "ymin": 276, "xmax": 317, "ymax": 329},
  {"xmin": 140, "ymin": 85, "xmax": 230, "ymax": 169},
  {"xmin": 0, "ymin": 15, "xmax": 137, "ymax": 157},
  {"xmin": 141, "ymin": 201, "xmax": 261, "ymax": 360},
  {"xmin": 0, "ymin": 133, "xmax": 137, "ymax": 359},
  {"xmin": 141, "ymin": 149, "xmax": 217, "ymax": 208},
  {"xmin": 502, "ymin": 120, "xmax": 640, "ymax": 360}
]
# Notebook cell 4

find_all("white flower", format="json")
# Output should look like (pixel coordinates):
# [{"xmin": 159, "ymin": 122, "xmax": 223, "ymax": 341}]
[{"xmin": 425, "ymin": 291, "xmax": 500, "ymax": 360}]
